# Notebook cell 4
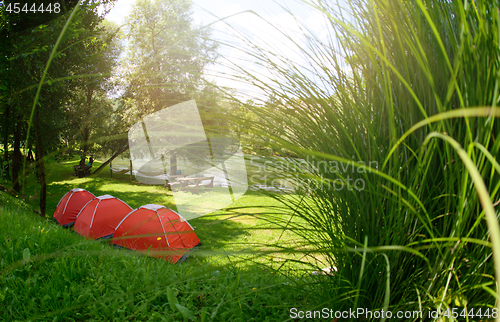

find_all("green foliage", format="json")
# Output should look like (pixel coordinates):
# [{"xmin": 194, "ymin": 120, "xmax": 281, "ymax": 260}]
[
  {"xmin": 61, "ymin": 18, "xmax": 122, "ymax": 159},
  {"xmin": 0, "ymin": 0, "xmax": 121, "ymax": 202},
  {"xmin": 6, "ymin": 0, "xmax": 500, "ymax": 319},
  {"xmin": 0, "ymin": 159, "xmax": 11, "ymax": 181},
  {"xmin": 225, "ymin": 0, "xmax": 500, "ymax": 318},
  {"xmin": 121, "ymin": 0, "xmax": 218, "ymax": 118}
]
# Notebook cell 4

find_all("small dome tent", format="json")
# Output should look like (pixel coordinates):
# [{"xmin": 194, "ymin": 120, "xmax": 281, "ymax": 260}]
[
  {"xmin": 111, "ymin": 204, "xmax": 201, "ymax": 263},
  {"xmin": 73, "ymin": 195, "xmax": 133, "ymax": 240},
  {"xmin": 53, "ymin": 188, "xmax": 96, "ymax": 227}
]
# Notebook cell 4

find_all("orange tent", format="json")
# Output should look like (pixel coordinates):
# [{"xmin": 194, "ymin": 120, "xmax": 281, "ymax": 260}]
[
  {"xmin": 111, "ymin": 204, "xmax": 201, "ymax": 263},
  {"xmin": 73, "ymin": 195, "xmax": 132, "ymax": 240},
  {"xmin": 53, "ymin": 188, "xmax": 95, "ymax": 227}
]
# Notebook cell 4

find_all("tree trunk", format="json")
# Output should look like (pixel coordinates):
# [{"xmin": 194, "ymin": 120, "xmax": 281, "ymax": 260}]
[
  {"xmin": 68, "ymin": 134, "xmax": 77, "ymax": 157},
  {"xmin": 27, "ymin": 147, "xmax": 34, "ymax": 162},
  {"xmin": 12, "ymin": 116, "xmax": 22, "ymax": 192},
  {"xmin": 82, "ymin": 125, "xmax": 90, "ymax": 165},
  {"xmin": 170, "ymin": 153, "xmax": 177, "ymax": 175},
  {"xmin": 2, "ymin": 102, "xmax": 10, "ymax": 179},
  {"xmin": 35, "ymin": 108, "xmax": 46, "ymax": 216},
  {"xmin": 91, "ymin": 144, "xmax": 129, "ymax": 175},
  {"xmin": 81, "ymin": 86, "xmax": 94, "ymax": 168}
]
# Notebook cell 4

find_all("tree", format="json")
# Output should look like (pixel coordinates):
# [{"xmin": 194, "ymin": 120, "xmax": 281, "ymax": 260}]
[
  {"xmin": 118, "ymin": 0, "xmax": 217, "ymax": 177},
  {"xmin": 0, "ymin": 0, "xmax": 86, "ymax": 192},
  {"xmin": 0, "ymin": 0, "xmax": 117, "ymax": 215},
  {"xmin": 122, "ymin": 0, "xmax": 218, "ymax": 117},
  {"xmin": 63, "ymin": 20, "xmax": 122, "ymax": 170}
]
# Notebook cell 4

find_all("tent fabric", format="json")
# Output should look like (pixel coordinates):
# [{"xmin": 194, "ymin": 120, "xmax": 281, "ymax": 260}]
[
  {"xmin": 53, "ymin": 188, "xmax": 96, "ymax": 227},
  {"xmin": 111, "ymin": 204, "xmax": 201, "ymax": 263},
  {"xmin": 73, "ymin": 195, "xmax": 133, "ymax": 240}
]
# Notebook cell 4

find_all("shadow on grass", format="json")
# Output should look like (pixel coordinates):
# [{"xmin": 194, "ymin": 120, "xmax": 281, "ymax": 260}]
[
  {"xmin": 18, "ymin": 156, "xmax": 302, "ymax": 278},
  {"xmin": 27, "ymin": 156, "xmax": 267, "ymax": 258},
  {"xmin": 0, "ymin": 191, "xmax": 308, "ymax": 322},
  {"xmin": 1, "ymin": 154, "xmax": 314, "ymax": 321}
]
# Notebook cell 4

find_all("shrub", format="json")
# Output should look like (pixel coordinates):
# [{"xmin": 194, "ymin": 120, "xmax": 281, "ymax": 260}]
[{"xmin": 232, "ymin": 0, "xmax": 500, "ymax": 317}]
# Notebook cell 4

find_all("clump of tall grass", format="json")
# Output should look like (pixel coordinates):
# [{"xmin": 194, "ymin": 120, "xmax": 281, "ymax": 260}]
[{"xmin": 224, "ymin": 0, "xmax": 500, "ymax": 317}]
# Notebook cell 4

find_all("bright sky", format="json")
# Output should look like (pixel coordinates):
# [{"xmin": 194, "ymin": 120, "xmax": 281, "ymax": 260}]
[{"xmin": 105, "ymin": 0, "xmax": 336, "ymax": 101}]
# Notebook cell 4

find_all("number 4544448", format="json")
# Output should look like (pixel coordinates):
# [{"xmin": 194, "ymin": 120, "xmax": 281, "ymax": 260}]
[
  {"xmin": 429, "ymin": 307, "xmax": 498, "ymax": 319},
  {"xmin": 5, "ymin": 3, "xmax": 61, "ymax": 14}
]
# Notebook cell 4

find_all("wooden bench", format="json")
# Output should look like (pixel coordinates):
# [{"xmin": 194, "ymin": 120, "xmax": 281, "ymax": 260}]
[
  {"xmin": 198, "ymin": 176, "xmax": 214, "ymax": 188},
  {"xmin": 163, "ymin": 174, "xmax": 186, "ymax": 190},
  {"xmin": 73, "ymin": 164, "xmax": 92, "ymax": 177},
  {"xmin": 176, "ymin": 176, "xmax": 215, "ymax": 193}
]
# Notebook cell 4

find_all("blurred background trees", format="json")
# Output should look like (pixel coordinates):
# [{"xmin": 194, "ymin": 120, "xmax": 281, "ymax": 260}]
[{"xmin": 0, "ymin": 0, "xmax": 118, "ymax": 213}]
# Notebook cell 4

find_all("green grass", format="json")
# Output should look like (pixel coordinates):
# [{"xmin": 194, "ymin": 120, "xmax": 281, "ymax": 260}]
[
  {"xmin": 0, "ymin": 155, "xmax": 320, "ymax": 321},
  {"xmin": 16, "ymin": 155, "xmax": 305, "ymax": 268}
]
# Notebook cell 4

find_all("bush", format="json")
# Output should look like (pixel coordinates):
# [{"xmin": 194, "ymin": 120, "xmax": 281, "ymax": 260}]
[{"xmin": 231, "ymin": 0, "xmax": 500, "ymax": 318}]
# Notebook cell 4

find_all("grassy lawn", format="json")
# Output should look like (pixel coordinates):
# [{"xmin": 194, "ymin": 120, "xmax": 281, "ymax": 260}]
[
  {"xmin": 28, "ymin": 156, "xmax": 311, "ymax": 267},
  {"xmin": 0, "ymin": 155, "xmax": 320, "ymax": 321}
]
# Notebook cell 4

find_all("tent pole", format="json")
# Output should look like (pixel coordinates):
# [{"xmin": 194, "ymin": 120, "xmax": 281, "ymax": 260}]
[{"xmin": 130, "ymin": 160, "xmax": 133, "ymax": 181}]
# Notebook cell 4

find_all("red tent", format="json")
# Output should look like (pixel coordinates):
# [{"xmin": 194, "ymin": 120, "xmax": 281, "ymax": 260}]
[
  {"xmin": 53, "ymin": 188, "xmax": 95, "ymax": 227},
  {"xmin": 111, "ymin": 204, "xmax": 201, "ymax": 263},
  {"xmin": 73, "ymin": 195, "xmax": 132, "ymax": 240}
]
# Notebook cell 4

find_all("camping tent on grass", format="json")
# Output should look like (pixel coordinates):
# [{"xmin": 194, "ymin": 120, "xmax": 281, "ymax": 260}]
[
  {"xmin": 111, "ymin": 204, "xmax": 201, "ymax": 263},
  {"xmin": 73, "ymin": 195, "xmax": 132, "ymax": 240},
  {"xmin": 53, "ymin": 188, "xmax": 96, "ymax": 227}
]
